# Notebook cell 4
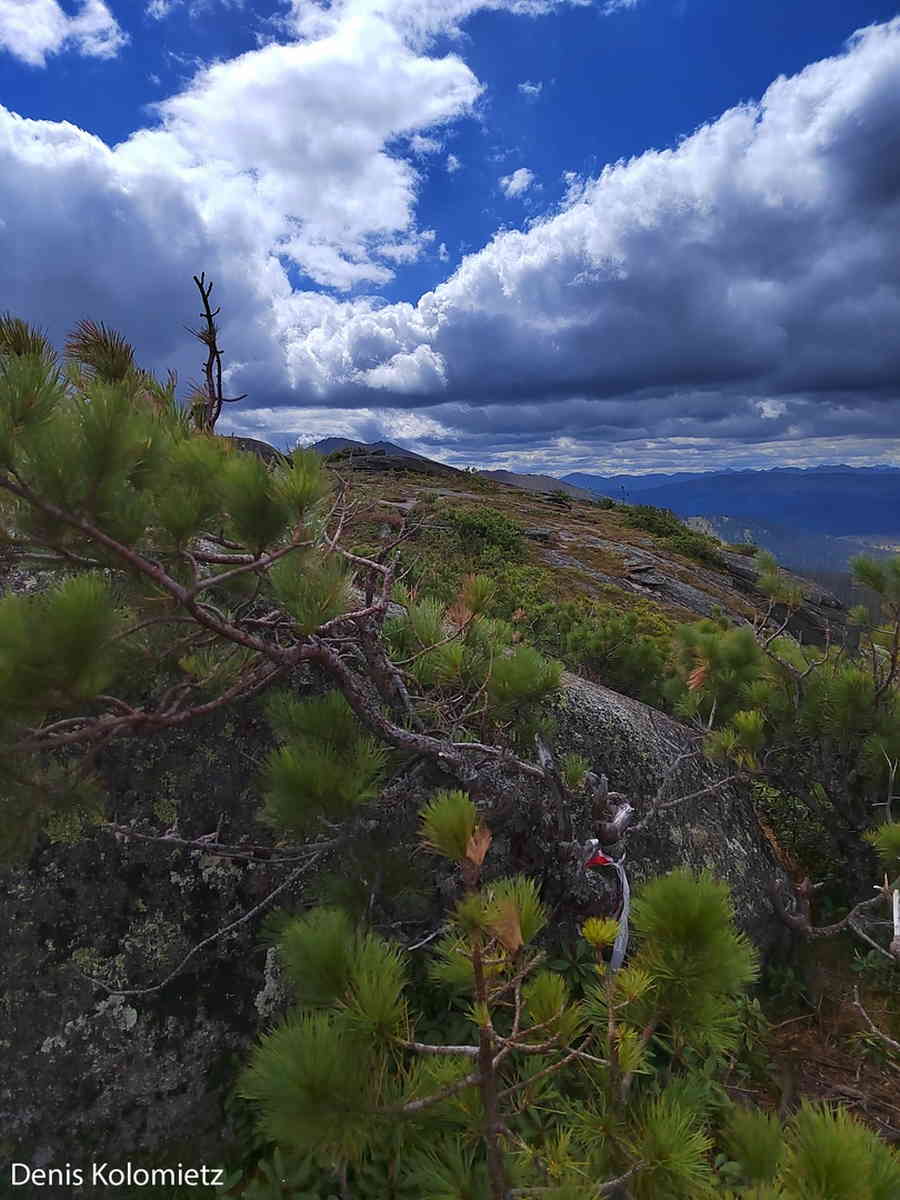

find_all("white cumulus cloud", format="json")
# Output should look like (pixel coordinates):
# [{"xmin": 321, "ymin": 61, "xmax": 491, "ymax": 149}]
[
  {"xmin": 358, "ymin": 343, "xmax": 447, "ymax": 393},
  {"xmin": 499, "ymin": 166, "xmax": 536, "ymax": 197},
  {"xmin": 115, "ymin": 9, "xmax": 484, "ymax": 291},
  {"xmin": 281, "ymin": 0, "xmax": 592, "ymax": 48},
  {"xmin": 147, "ymin": 0, "xmax": 246, "ymax": 17},
  {"xmin": 0, "ymin": 0, "xmax": 127, "ymax": 67}
]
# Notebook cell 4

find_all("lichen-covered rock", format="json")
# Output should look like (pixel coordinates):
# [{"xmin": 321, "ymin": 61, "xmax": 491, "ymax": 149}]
[{"xmin": 1, "ymin": 696, "xmax": 290, "ymax": 1173}]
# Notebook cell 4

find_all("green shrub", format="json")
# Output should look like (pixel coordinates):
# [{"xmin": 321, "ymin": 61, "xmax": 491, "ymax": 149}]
[
  {"xmin": 624, "ymin": 504, "xmax": 689, "ymax": 539},
  {"xmin": 487, "ymin": 563, "xmax": 554, "ymax": 621},
  {"xmin": 664, "ymin": 530, "xmax": 725, "ymax": 566},
  {"xmin": 443, "ymin": 505, "xmax": 524, "ymax": 563},
  {"xmin": 485, "ymin": 644, "xmax": 562, "ymax": 719},
  {"xmin": 527, "ymin": 597, "xmax": 672, "ymax": 706},
  {"xmin": 236, "ymin": 838, "xmax": 900, "ymax": 1200},
  {"xmin": 260, "ymin": 691, "xmax": 388, "ymax": 835},
  {"xmin": 624, "ymin": 505, "xmax": 724, "ymax": 567},
  {"xmin": 866, "ymin": 821, "xmax": 900, "ymax": 873},
  {"xmin": 384, "ymin": 594, "xmax": 562, "ymax": 738}
]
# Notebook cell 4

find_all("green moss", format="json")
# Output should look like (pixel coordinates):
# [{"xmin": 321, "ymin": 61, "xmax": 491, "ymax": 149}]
[
  {"xmin": 45, "ymin": 801, "xmax": 103, "ymax": 845},
  {"xmin": 153, "ymin": 792, "xmax": 178, "ymax": 825},
  {"xmin": 123, "ymin": 913, "xmax": 188, "ymax": 971},
  {"xmin": 70, "ymin": 946, "xmax": 128, "ymax": 989}
]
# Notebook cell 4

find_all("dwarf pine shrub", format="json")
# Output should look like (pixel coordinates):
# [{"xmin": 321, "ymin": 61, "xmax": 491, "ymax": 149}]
[
  {"xmin": 443, "ymin": 505, "xmax": 525, "ymax": 564},
  {"xmin": 384, "ymin": 587, "xmax": 561, "ymax": 737},
  {"xmin": 235, "ymin": 791, "xmax": 899, "ymax": 1199},
  {"xmin": 623, "ymin": 504, "xmax": 725, "ymax": 567},
  {"xmin": 666, "ymin": 553, "xmax": 900, "ymax": 828},
  {"xmin": 527, "ymin": 597, "xmax": 671, "ymax": 706}
]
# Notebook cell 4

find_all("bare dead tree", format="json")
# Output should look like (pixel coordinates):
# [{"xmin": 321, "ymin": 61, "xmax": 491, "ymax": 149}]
[{"xmin": 184, "ymin": 272, "xmax": 247, "ymax": 433}]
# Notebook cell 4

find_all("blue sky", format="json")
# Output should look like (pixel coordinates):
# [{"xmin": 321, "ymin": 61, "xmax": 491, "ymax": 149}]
[{"xmin": 1, "ymin": 0, "xmax": 899, "ymax": 474}]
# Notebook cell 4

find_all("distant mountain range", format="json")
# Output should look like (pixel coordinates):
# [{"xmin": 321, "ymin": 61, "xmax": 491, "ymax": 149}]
[
  {"xmin": 305, "ymin": 437, "xmax": 426, "ymax": 459},
  {"xmin": 684, "ymin": 515, "xmax": 897, "ymax": 573},
  {"xmin": 477, "ymin": 469, "xmax": 597, "ymax": 500},
  {"xmin": 562, "ymin": 466, "xmax": 900, "ymax": 538},
  {"xmin": 294, "ymin": 440, "xmax": 900, "ymax": 574}
]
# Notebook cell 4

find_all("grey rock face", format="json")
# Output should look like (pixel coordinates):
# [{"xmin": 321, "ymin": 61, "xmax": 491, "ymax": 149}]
[
  {"xmin": 548, "ymin": 673, "xmax": 787, "ymax": 952},
  {"xmin": 717, "ymin": 549, "xmax": 849, "ymax": 646},
  {"xmin": 542, "ymin": 531, "xmax": 848, "ymax": 647}
]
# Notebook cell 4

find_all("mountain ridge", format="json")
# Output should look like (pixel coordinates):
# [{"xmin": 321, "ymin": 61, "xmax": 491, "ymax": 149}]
[
  {"xmin": 304, "ymin": 437, "xmax": 427, "ymax": 460},
  {"xmin": 562, "ymin": 466, "xmax": 900, "ymax": 539}
]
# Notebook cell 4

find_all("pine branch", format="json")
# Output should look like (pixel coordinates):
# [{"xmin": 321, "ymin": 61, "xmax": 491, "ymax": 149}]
[
  {"xmin": 101, "ymin": 822, "xmax": 337, "ymax": 864},
  {"xmin": 384, "ymin": 1069, "xmax": 484, "ymax": 1116},
  {"xmin": 769, "ymin": 874, "xmax": 900, "ymax": 960},
  {"xmin": 185, "ymin": 537, "xmax": 313, "ymax": 598},
  {"xmin": 471, "ymin": 931, "xmax": 510, "ymax": 1199},
  {"xmin": 852, "ymin": 986, "xmax": 900, "ymax": 1054},
  {"xmin": 396, "ymin": 1040, "xmax": 480, "ymax": 1058},
  {"xmin": 496, "ymin": 1036, "xmax": 605, "ymax": 1103},
  {"xmin": 10, "ymin": 660, "xmax": 284, "ymax": 753}
]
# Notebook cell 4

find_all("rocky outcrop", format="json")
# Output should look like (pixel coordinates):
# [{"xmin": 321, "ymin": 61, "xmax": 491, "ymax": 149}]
[
  {"xmin": 548, "ymin": 673, "xmax": 788, "ymax": 950},
  {"xmin": 336, "ymin": 452, "xmax": 464, "ymax": 478},
  {"xmin": 2, "ymin": 694, "xmax": 288, "ymax": 1175},
  {"xmin": 2, "ymin": 670, "xmax": 788, "ymax": 1171},
  {"xmin": 717, "ymin": 548, "xmax": 850, "ymax": 646},
  {"xmin": 544, "ymin": 530, "xmax": 848, "ymax": 646}
]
